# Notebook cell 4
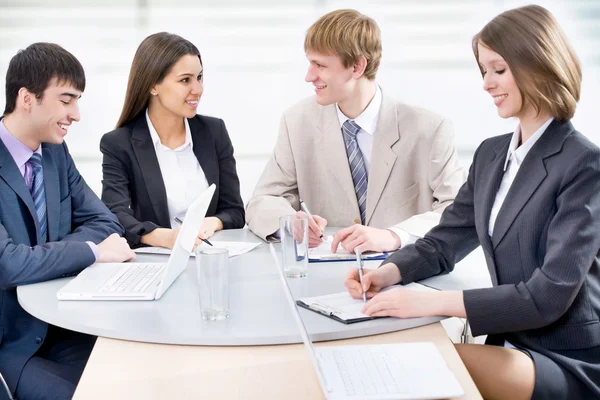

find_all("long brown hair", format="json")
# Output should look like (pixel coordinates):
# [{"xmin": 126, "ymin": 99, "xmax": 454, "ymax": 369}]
[
  {"xmin": 116, "ymin": 32, "xmax": 202, "ymax": 128},
  {"xmin": 473, "ymin": 5, "xmax": 581, "ymax": 121}
]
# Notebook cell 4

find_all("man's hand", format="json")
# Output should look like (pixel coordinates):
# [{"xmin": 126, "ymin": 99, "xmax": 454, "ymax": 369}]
[
  {"xmin": 331, "ymin": 225, "xmax": 401, "ymax": 253},
  {"xmin": 97, "ymin": 233, "xmax": 136, "ymax": 263},
  {"xmin": 295, "ymin": 211, "xmax": 327, "ymax": 248}
]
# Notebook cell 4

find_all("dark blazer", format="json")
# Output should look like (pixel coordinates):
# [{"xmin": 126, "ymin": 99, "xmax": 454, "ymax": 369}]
[
  {"xmin": 384, "ymin": 120, "xmax": 600, "ymax": 395},
  {"xmin": 0, "ymin": 139, "xmax": 124, "ymax": 396},
  {"xmin": 100, "ymin": 114, "xmax": 245, "ymax": 246}
]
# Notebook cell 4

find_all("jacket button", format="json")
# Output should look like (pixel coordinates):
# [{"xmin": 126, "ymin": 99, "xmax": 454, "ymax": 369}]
[{"xmin": 35, "ymin": 337, "xmax": 43, "ymax": 345}]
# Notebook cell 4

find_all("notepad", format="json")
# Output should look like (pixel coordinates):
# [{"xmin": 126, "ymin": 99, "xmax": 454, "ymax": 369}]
[
  {"xmin": 308, "ymin": 237, "xmax": 388, "ymax": 262},
  {"xmin": 134, "ymin": 241, "xmax": 261, "ymax": 258},
  {"xmin": 296, "ymin": 283, "xmax": 436, "ymax": 324}
]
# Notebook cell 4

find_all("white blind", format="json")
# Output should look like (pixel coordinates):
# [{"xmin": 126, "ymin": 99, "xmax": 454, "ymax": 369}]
[{"xmin": 0, "ymin": 0, "xmax": 598, "ymax": 158}]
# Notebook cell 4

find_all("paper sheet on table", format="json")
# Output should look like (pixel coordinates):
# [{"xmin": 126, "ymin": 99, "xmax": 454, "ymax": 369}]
[
  {"xmin": 133, "ymin": 241, "xmax": 261, "ymax": 258},
  {"xmin": 308, "ymin": 237, "xmax": 387, "ymax": 261},
  {"xmin": 297, "ymin": 283, "xmax": 436, "ymax": 321}
]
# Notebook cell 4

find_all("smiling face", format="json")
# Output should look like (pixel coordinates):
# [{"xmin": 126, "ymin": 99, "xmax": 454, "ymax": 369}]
[
  {"xmin": 304, "ymin": 51, "xmax": 356, "ymax": 106},
  {"xmin": 27, "ymin": 79, "xmax": 81, "ymax": 146},
  {"xmin": 477, "ymin": 42, "xmax": 525, "ymax": 119},
  {"xmin": 151, "ymin": 54, "xmax": 203, "ymax": 119}
]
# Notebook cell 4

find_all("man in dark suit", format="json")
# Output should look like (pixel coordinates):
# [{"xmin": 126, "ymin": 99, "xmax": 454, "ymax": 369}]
[{"xmin": 0, "ymin": 43, "xmax": 135, "ymax": 400}]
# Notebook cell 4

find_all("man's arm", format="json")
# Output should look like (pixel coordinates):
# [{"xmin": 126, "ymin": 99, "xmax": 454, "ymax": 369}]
[
  {"xmin": 388, "ymin": 118, "xmax": 466, "ymax": 247},
  {"xmin": 245, "ymin": 113, "xmax": 299, "ymax": 240},
  {"xmin": 0, "ymin": 226, "xmax": 96, "ymax": 289},
  {"xmin": 59, "ymin": 144, "xmax": 124, "ymax": 244}
]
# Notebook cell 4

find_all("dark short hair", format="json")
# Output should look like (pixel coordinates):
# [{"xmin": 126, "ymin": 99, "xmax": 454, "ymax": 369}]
[
  {"xmin": 3, "ymin": 42, "xmax": 85, "ymax": 115},
  {"xmin": 116, "ymin": 32, "xmax": 202, "ymax": 128}
]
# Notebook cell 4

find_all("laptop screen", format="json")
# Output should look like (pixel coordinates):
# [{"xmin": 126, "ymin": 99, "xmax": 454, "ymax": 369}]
[{"xmin": 269, "ymin": 244, "xmax": 332, "ymax": 395}]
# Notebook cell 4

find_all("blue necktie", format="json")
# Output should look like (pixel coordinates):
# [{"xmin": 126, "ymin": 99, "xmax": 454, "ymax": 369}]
[
  {"xmin": 28, "ymin": 153, "xmax": 47, "ymax": 244},
  {"xmin": 342, "ymin": 120, "xmax": 368, "ymax": 224}
]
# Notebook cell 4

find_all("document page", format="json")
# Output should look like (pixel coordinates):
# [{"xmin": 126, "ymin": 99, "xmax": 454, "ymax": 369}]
[
  {"xmin": 134, "ymin": 241, "xmax": 261, "ymax": 258},
  {"xmin": 298, "ymin": 283, "xmax": 435, "ymax": 321}
]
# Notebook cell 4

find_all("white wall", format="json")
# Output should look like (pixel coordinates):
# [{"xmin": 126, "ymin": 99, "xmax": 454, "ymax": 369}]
[{"xmin": 0, "ymin": 0, "xmax": 598, "ymax": 202}]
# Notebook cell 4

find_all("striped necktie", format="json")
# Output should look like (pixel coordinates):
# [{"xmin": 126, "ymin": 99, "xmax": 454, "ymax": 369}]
[
  {"xmin": 342, "ymin": 120, "xmax": 368, "ymax": 224},
  {"xmin": 28, "ymin": 153, "xmax": 47, "ymax": 244}
]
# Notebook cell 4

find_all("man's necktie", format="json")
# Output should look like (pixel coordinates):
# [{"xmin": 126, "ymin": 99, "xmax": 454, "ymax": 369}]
[
  {"xmin": 28, "ymin": 153, "xmax": 47, "ymax": 244},
  {"xmin": 342, "ymin": 120, "xmax": 368, "ymax": 224}
]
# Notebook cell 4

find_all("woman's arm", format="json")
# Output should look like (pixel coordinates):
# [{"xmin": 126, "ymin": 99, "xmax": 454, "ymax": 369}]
[{"xmin": 212, "ymin": 119, "xmax": 245, "ymax": 229}]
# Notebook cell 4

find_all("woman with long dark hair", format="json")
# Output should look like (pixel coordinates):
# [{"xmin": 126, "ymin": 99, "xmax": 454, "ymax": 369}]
[{"xmin": 101, "ymin": 32, "xmax": 244, "ymax": 248}]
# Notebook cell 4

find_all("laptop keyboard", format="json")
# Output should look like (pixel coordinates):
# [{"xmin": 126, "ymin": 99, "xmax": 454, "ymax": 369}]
[
  {"xmin": 100, "ymin": 264, "xmax": 167, "ymax": 293},
  {"xmin": 332, "ymin": 347, "xmax": 410, "ymax": 396}
]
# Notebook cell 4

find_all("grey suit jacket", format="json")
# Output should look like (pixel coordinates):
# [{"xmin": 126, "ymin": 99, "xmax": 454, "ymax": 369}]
[
  {"xmin": 385, "ymin": 120, "xmax": 600, "ymax": 395},
  {"xmin": 246, "ymin": 92, "xmax": 466, "ymax": 240}
]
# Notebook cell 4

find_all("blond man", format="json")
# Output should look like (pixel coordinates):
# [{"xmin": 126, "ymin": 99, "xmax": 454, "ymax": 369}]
[{"xmin": 246, "ymin": 9, "xmax": 465, "ymax": 252}]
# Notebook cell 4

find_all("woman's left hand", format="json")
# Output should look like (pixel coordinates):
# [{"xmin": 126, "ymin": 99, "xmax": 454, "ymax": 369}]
[
  {"xmin": 362, "ymin": 287, "xmax": 439, "ymax": 319},
  {"xmin": 198, "ymin": 217, "xmax": 223, "ymax": 240}
]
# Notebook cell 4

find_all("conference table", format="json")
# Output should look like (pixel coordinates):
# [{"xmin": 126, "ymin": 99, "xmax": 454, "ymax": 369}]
[{"xmin": 17, "ymin": 228, "xmax": 492, "ymax": 399}]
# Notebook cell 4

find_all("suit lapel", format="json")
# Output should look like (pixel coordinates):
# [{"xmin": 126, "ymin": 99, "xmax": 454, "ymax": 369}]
[
  {"xmin": 477, "ymin": 139, "xmax": 509, "ymax": 255},
  {"xmin": 0, "ymin": 141, "xmax": 39, "ymax": 232},
  {"xmin": 130, "ymin": 117, "xmax": 171, "ymax": 228},
  {"xmin": 189, "ymin": 117, "xmax": 218, "ymax": 186},
  {"xmin": 317, "ymin": 104, "xmax": 360, "ymax": 215},
  {"xmin": 365, "ymin": 94, "xmax": 399, "ymax": 224},
  {"xmin": 491, "ymin": 120, "xmax": 570, "ymax": 248},
  {"xmin": 42, "ymin": 145, "xmax": 60, "ymax": 242}
]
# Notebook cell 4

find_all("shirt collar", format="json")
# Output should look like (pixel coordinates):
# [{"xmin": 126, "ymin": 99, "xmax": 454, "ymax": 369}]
[
  {"xmin": 0, "ymin": 119, "xmax": 42, "ymax": 169},
  {"xmin": 336, "ymin": 84, "xmax": 382, "ymax": 136},
  {"xmin": 145, "ymin": 109, "xmax": 192, "ymax": 151},
  {"xmin": 503, "ymin": 117, "xmax": 554, "ymax": 171}
]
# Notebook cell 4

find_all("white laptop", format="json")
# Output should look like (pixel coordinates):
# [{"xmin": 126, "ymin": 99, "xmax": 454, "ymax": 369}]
[
  {"xmin": 269, "ymin": 244, "xmax": 464, "ymax": 400},
  {"xmin": 57, "ymin": 184, "xmax": 216, "ymax": 301}
]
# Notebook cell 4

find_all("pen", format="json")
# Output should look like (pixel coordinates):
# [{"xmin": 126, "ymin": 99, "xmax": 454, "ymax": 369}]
[
  {"xmin": 174, "ymin": 216, "xmax": 213, "ymax": 247},
  {"xmin": 356, "ymin": 250, "xmax": 367, "ymax": 302},
  {"xmin": 299, "ymin": 199, "xmax": 324, "ymax": 240}
]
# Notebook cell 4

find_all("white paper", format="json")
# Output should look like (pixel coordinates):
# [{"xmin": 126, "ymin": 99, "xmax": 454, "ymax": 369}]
[
  {"xmin": 134, "ymin": 241, "xmax": 261, "ymax": 258},
  {"xmin": 308, "ymin": 237, "xmax": 386, "ymax": 260},
  {"xmin": 299, "ymin": 283, "xmax": 436, "ymax": 320}
]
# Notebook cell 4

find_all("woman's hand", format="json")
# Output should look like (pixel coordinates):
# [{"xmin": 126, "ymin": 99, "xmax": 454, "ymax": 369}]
[
  {"xmin": 362, "ymin": 288, "xmax": 466, "ymax": 319},
  {"xmin": 343, "ymin": 263, "xmax": 402, "ymax": 299},
  {"xmin": 198, "ymin": 217, "xmax": 223, "ymax": 240}
]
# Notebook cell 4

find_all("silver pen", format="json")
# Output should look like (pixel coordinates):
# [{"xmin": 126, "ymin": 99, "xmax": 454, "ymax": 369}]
[
  {"xmin": 299, "ymin": 199, "xmax": 324, "ymax": 240},
  {"xmin": 356, "ymin": 250, "xmax": 367, "ymax": 302}
]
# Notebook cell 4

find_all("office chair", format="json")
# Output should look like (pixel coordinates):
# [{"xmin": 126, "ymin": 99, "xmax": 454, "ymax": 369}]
[{"xmin": 0, "ymin": 371, "xmax": 15, "ymax": 400}]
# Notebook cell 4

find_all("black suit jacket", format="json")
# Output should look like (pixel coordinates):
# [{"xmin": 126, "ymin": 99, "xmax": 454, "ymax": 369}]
[
  {"xmin": 384, "ymin": 120, "xmax": 600, "ymax": 395},
  {"xmin": 100, "ymin": 114, "xmax": 244, "ymax": 245}
]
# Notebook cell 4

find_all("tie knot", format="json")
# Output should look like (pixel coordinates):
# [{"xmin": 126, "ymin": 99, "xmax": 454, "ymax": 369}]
[
  {"xmin": 342, "ymin": 120, "xmax": 361, "ymax": 140},
  {"xmin": 29, "ymin": 153, "xmax": 43, "ymax": 168}
]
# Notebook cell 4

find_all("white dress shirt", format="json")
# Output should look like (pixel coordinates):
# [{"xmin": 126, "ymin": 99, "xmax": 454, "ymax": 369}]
[
  {"xmin": 488, "ymin": 117, "xmax": 554, "ymax": 236},
  {"xmin": 146, "ymin": 110, "xmax": 209, "ymax": 228},
  {"xmin": 487, "ymin": 117, "xmax": 554, "ymax": 349},
  {"xmin": 335, "ymin": 85, "xmax": 417, "ymax": 247}
]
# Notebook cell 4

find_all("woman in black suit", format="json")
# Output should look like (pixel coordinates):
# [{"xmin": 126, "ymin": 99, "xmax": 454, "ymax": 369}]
[
  {"xmin": 101, "ymin": 32, "xmax": 244, "ymax": 248},
  {"xmin": 345, "ymin": 6, "xmax": 600, "ymax": 400}
]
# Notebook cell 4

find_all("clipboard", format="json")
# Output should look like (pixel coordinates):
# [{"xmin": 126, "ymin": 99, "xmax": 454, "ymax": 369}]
[
  {"xmin": 308, "ymin": 252, "xmax": 388, "ymax": 263},
  {"xmin": 296, "ymin": 299, "xmax": 380, "ymax": 324},
  {"xmin": 307, "ymin": 237, "xmax": 389, "ymax": 263}
]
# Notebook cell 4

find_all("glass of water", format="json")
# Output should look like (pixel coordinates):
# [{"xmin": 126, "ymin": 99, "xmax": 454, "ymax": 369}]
[
  {"xmin": 279, "ymin": 215, "xmax": 309, "ymax": 278},
  {"xmin": 195, "ymin": 248, "xmax": 229, "ymax": 321}
]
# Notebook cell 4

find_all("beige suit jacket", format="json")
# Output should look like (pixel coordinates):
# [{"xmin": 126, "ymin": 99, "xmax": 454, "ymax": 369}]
[{"xmin": 246, "ymin": 92, "xmax": 466, "ymax": 240}]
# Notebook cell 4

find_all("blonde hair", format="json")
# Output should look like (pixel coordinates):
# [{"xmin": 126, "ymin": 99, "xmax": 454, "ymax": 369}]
[
  {"xmin": 473, "ymin": 5, "xmax": 581, "ymax": 121},
  {"xmin": 304, "ymin": 9, "xmax": 382, "ymax": 80}
]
